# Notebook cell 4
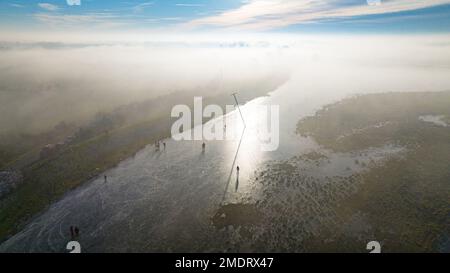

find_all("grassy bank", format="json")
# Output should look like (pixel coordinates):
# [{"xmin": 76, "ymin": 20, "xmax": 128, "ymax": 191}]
[{"xmin": 0, "ymin": 118, "xmax": 169, "ymax": 241}]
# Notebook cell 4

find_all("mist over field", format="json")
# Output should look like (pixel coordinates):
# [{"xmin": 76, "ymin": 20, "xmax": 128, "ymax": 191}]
[
  {"xmin": 0, "ymin": 38, "xmax": 287, "ymax": 134},
  {"xmin": 1, "ymin": 33, "xmax": 450, "ymax": 136}
]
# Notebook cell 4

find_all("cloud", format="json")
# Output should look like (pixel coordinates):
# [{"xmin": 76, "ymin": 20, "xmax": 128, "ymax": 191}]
[
  {"xmin": 66, "ymin": 0, "xmax": 81, "ymax": 6},
  {"xmin": 9, "ymin": 3, "xmax": 25, "ymax": 8},
  {"xmin": 38, "ymin": 3, "xmax": 59, "ymax": 11},
  {"xmin": 133, "ymin": 2, "xmax": 154, "ymax": 13},
  {"xmin": 186, "ymin": 0, "xmax": 450, "ymax": 30},
  {"xmin": 33, "ymin": 13, "xmax": 128, "ymax": 29},
  {"xmin": 175, "ymin": 4, "xmax": 204, "ymax": 7}
]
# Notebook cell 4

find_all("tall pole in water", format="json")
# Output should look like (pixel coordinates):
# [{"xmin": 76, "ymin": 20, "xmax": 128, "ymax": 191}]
[{"xmin": 232, "ymin": 92, "xmax": 246, "ymax": 128}]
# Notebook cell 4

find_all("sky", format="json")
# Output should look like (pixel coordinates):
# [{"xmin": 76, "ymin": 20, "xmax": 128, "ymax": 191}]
[
  {"xmin": 1, "ymin": 0, "xmax": 450, "ymax": 34},
  {"xmin": 1, "ymin": 2, "xmax": 450, "ymax": 135}
]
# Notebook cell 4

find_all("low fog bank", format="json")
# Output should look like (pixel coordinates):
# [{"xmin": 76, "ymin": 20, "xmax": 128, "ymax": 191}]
[
  {"xmin": 1, "ymin": 34, "xmax": 450, "ymax": 136},
  {"xmin": 0, "ymin": 43, "xmax": 288, "ymax": 135}
]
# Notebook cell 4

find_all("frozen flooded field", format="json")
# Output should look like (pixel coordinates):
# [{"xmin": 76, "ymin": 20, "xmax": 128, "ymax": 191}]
[{"xmin": 1, "ymin": 65, "xmax": 447, "ymax": 253}]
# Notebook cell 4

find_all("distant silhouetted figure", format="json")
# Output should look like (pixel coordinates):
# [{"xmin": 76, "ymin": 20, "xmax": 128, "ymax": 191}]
[
  {"xmin": 104, "ymin": 175, "xmax": 107, "ymax": 183},
  {"xmin": 202, "ymin": 142, "xmax": 206, "ymax": 151},
  {"xmin": 163, "ymin": 142, "xmax": 166, "ymax": 150},
  {"xmin": 235, "ymin": 166, "xmax": 240, "ymax": 192}
]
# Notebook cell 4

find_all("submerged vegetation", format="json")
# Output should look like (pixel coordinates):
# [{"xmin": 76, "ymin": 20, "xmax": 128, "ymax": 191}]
[
  {"xmin": 295, "ymin": 91, "xmax": 450, "ymax": 252},
  {"xmin": 297, "ymin": 91, "xmax": 450, "ymax": 152}
]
